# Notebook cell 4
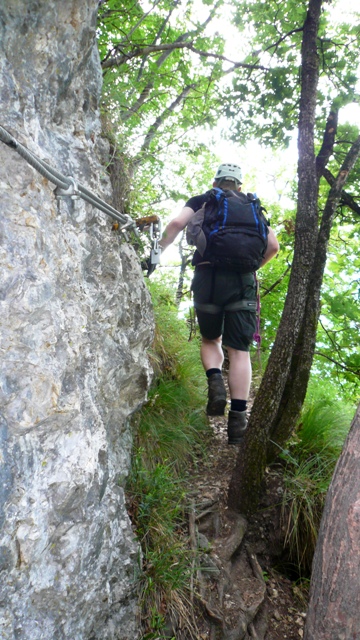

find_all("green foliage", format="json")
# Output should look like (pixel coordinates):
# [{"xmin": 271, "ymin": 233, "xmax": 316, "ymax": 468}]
[
  {"xmin": 129, "ymin": 454, "xmax": 195, "ymax": 635},
  {"xmin": 96, "ymin": 0, "xmax": 360, "ymax": 618},
  {"xmin": 97, "ymin": 0, "xmax": 360, "ymax": 197},
  {"xmin": 97, "ymin": 0, "xmax": 227, "ymax": 158},
  {"xmin": 128, "ymin": 281, "xmax": 210, "ymax": 638},
  {"xmin": 99, "ymin": 0, "xmax": 360, "ymax": 586},
  {"xmin": 131, "ymin": 458, "xmax": 185, "ymax": 543},
  {"xmin": 280, "ymin": 394, "xmax": 353, "ymax": 576},
  {"xmin": 128, "ymin": 143, "xmax": 217, "ymax": 224},
  {"xmin": 227, "ymin": 0, "xmax": 360, "ymax": 148},
  {"xmin": 97, "ymin": 0, "xmax": 360, "ymax": 265},
  {"xmin": 313, "ymin": 214, "xmax": 360, "ymax": 399}
]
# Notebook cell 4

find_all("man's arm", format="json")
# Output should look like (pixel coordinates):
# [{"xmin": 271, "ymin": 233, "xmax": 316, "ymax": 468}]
[
  {"xmin": 159, "ymin": 206, "xmax": 195, "ymax": 251},
  {"xmin": 261, "ymin": 227, "xmax": 279, "ymax": 267}
]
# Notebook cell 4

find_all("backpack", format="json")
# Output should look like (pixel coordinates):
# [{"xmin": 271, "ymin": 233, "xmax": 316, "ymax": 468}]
[{"xmin": 186, "ymin": 188, "xmax": 269, "ymax": 272}]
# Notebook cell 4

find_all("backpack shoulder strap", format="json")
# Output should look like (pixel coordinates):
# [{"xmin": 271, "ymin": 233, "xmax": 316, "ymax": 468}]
[
  {"xmin": 202, "ymin": 187, "xmax": 224, "ymax": 218},
  {"xmin": 246, "ymin": 192, "xmax": 269, "ymax": 220},
  {"xmin": 209, "ymin": 187, "xmax": 224, "ymax": 203}
]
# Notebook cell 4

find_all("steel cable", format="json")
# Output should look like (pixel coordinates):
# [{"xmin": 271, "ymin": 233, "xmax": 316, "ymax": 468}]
[{"xmin": 0, "ymin": 125, "xmax": 136, "ymax": 230}]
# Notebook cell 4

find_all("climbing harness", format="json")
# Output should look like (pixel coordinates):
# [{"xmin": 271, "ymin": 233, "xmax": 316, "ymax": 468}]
[
  {"xmin": 193, "ymin": 300, "xmax": 257, "ymax": 314},
  {"xmin": 253, "ymin": 273, "xmax": 262, "ymax": 370},
  {"xmin": 253, "ymin": 274, "xmax": 262, "ymax": 346},
  {"xmin": 192, "ymin": 269, "xmax": 263, "ymax": 362},
  {"xmin": 0, "ymin": 124, "xmax": 137, "ymax": 237}
]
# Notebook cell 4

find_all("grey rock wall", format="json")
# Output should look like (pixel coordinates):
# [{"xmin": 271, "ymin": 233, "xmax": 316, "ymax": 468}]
[{"xmin": 0, "ymin": 1, "xmax": 153, "ymax": 638}]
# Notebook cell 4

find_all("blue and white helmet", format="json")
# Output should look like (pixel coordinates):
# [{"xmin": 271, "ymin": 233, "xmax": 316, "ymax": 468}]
[{"xmin": 214, "ymin": 163, "xmax": 242, "ymax": 185}]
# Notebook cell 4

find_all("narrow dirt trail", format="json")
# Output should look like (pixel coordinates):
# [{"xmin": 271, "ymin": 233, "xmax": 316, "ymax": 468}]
[{"xmin": 186, "ymin": 410, "xmax": 307, "ymax": 640}]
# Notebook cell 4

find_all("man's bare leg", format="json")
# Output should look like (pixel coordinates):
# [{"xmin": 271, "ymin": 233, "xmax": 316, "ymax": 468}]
[
  {"xmin": 226, "ymin": 347, "xmax": 252, "ymax": 445},
  {"xmin": 200, "ymin": 336, "xmax": 224, "ymax": 371},
  {"xmin": 227, "ymin": 347, "xmax": 252, "ymax": 401}
]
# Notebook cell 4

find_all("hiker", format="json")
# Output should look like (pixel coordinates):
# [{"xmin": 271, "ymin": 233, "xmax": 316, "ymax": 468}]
[{"xmin": 159, "ymin": 163, "xmax": 279, "ymax": 444}]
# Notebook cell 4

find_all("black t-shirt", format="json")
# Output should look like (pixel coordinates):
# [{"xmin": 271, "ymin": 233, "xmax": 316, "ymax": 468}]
[{"xmin": 185, "ymin": 190, "xmax": 213, "ymax": 212}]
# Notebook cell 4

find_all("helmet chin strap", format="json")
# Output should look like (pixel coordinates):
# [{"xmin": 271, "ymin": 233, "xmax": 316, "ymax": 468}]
[
  {"xmin": 214, "ymin": 178, "xmax": 241, "ymax": 191},
  {"xmin": 214, "ymin": 162, "xmax": 243, "ymax": 185}
]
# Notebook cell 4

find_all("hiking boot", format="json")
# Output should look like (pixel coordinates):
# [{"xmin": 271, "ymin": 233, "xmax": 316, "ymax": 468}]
[
  {"xmin": 227, "ymin": 410, "xmax": 247, "ymax": 445},
  {"xmin": 206, "ymin": 373, "xmax": 227, "ymax": 416}
]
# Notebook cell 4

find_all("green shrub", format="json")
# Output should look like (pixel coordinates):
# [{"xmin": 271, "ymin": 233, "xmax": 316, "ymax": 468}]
[{"xmin": 281, "ymin": 396, "xmax": 353, "ymax": 576}]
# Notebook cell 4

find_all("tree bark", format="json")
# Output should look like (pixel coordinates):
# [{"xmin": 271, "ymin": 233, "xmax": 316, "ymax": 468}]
[
  {"xmin": 303, "ymin": 403, "xmax": 360, "ymax": 640},
  {"xmin": 107, "ymin": 146, "xmax": 135, "ymax": 214}
]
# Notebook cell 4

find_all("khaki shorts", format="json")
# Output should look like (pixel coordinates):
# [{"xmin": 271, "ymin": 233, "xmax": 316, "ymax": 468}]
[{"xmin": 191, "ymin": 267, "xmax": 257, "ymax": 351}]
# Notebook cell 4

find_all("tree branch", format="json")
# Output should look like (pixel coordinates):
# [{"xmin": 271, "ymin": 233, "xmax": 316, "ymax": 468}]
[
  {"xmin": 102, "ymin": 41, "xmax": 189, "ymax": 69},
  {"xmin": 186, "ymin": 45, "xmax": 268, "ymax": 71},
  {"xmin": 113, "ymin": 0, "xmax": 163, "ymax": 49},
  {"xmin": 102, "ymin": 40, "xmax": 268, "ymax": 72},
  {"xmin": 263, "ymin": 26, "xmax": 304, "ymax": 54},
  {"xmin": 323, "ymin": 136, "xmax": 360, "ymax": 219},
  {"xmin": 135, "ymin": 3, "xmax": 179, "ymax": 85},
  {"xmin": 136, "ymin": 84, "xmax": 196, "ymax": 158},
  {"xmin": 318, "ymin": 318, "xmax": 344, "ymax": 362},
  {"xmin": 261, "ymin": 264, "xmax": 292, "ymax": 296},
  {"xmin": 316, "ymin": 107, "xmax": 338, "ymax": 179},
  {"xmin": 314, "ymin": 351, "xmax": 360, "ymax": 376},
  {"xmin": 322, "ymin": 168, "xmax": 360, "ymax": 216},
  {"xmin": 102, "ymin": 0, "xmax": 223, "ymax": 70}
]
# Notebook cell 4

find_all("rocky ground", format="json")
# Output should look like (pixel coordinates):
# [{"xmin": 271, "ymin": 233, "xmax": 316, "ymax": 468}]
[{"xmin": 186, "ymin": 412, "xmax": 308, "ymax": 640}]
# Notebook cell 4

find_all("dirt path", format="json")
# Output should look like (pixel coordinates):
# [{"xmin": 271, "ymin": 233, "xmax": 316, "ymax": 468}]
[{"xmin": 186, "ymin": 413, "xmax": 307, "ymax": 640}]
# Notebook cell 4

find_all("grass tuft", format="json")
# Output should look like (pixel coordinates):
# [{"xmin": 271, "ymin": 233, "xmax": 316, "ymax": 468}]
[
  {"xmin": 128, "ymin": 281, "xmax": 211, "ymax": 638},
  {"xmin": 281, "ymin": 396, "xmax": 353, "ymax": 576}
]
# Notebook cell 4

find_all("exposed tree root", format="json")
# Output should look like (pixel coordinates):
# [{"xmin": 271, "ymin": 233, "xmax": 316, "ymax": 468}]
[
  {"xmin": 166, "ymin": 487, "xmax": 268, "ymax": 639},
  {"xmin": 164, "ymin": 405, "xmax": 307, "ymax": 639}
]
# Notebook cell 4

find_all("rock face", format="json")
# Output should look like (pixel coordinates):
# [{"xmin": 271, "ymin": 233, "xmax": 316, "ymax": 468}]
[{"xmin": 0, "ymin": 2, "xmax": 153, "ymax": 638}]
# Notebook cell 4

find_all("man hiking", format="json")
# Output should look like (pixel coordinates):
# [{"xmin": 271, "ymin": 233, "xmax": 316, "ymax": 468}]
[{"xmin": 159, "ymin": 163, "xmax": 279, "ymax": 444}]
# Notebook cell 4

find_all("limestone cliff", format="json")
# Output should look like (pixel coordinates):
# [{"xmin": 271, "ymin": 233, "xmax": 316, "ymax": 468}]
[{"xmin": 0, "ymin": 2, "xmax": 153, "ymax": 638}]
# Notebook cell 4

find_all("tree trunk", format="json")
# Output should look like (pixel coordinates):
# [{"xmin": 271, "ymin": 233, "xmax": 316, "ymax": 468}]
[
  {"xmin": 228, "ymin": 0, "xmax": 323, "ymax": 515},
  {"xmin": 108, "ymin": 146, "xmax": 135, "ymax": 214},
  {"xmin": 267, "ymin": 134, "xmax": 360, "ymax": 462},
  {"xmin": 303, "ymin": 403, "xmax": 360, "ymax": 640}
]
